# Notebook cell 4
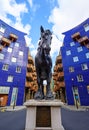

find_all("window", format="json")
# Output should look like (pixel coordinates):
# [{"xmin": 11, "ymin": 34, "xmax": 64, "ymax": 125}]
[
  {"xmin": 70, "ymin": 42, "xmax": 75, "ymax": 46},
  {"xmin": 66, "ymin": 50, "xmax": 71, "ymax": 55},
  {"xmin": 16, "ymin": 66, "xmax": 21, "ymax": 73},
  {"xmin": 2, "ymin": 64, "xmax": 9, "ymax": 71},
  {"xmin": 87, "ymin": 85, "xmax": 89, "ymax": 94},
  {"xmin": 86, "ymin": 52, "xmax": 89, "ymax": 59},
  {"xmin": 19, "ymin": 51, "xmax": 23, "ymax": 56},
  {"xmin": 69, "ymin": 66, "xmax": 74, "ymax": 72},
  {"xmin": 0, "ymin": 87, "xmax": 10, "ymax": 94},
  {"xmin": 11, "ymin": 57, "xmax": 16, "ymax": 62},
  {"xmin": 77, "ymin": 46, "xmax": 83, "ymax": 52},
  {"xmin": 77, "ymin": 74, "xmax": 83, "ymax": 82},
  {"xmin": 10, "ymin": 87, "xmax": 18, "ymax": 106},
  {"xmin": 7, "ymin": 47, "xmax": 12, "ymax": 53},
  {"xmin": 0, "ymin": 34, "xmax": 3, "ymax": 40},
  {"xmin": 81, "ymin": 63, "xmax": 88, "ymax": 70},
  {"xmin": 73, "ymin": 56, "xmax": 79, "ymax": 62},
  {"xmin": 15, "ymin": 42, "xmax": 19, "ymax": 47},
  {"xmin": 7, "ymin": 75, "xmax": 13, "ymax": 82},
  {"xmin": 84, "ymin": 24, "xmax": 89, "ymax": 32},
  {"xmin": 0, "ymin": 53, "xmax": 4, "ymax": 60},
  {"xmin": 0, "ymin": 24, "xmax": 6, "ymax": 33}
]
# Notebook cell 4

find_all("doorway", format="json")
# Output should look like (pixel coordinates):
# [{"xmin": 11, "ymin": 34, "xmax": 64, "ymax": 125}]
[
  {"xmin": 72, "ymin": 86, "xmax": 80, "ymax": 106},
  {"xmin": 0, "ymin": 94, "xmax": 8, "ymax": 106}
]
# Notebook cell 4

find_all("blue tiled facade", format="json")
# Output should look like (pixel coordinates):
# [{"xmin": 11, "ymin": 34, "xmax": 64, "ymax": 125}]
[
  {"xmin": 61, "ymin": 18, "xmax": 89, "ymax": 106},
  {"xmin": 0, "ymin": 19, "xmax": 28, "ymax": 106}
]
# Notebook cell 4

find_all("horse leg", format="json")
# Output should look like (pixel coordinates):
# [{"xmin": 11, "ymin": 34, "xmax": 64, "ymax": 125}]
[
  {"xmin": 45, "ymin": 73, "xmax": 54, "ymax": 100},
  {"xmin": 40, "ymin": 79, "xmax": 45, "ymax": 99},
  {"xmin": 34, "ymin": 68, "xmax": 44, "ymax": 100}
]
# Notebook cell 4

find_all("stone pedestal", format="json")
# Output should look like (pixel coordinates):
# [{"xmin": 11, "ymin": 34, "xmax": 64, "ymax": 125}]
[{"xmin": 24, "ymin": 99, "xmax": 65, "ymax": 130}]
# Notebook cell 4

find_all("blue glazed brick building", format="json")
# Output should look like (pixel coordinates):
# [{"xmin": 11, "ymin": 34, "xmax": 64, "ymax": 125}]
[
  {"xmin": 0, "ymin": 19, "xmax": 28, "ymax": 106},
  {"xmin": 61, "ymin": 18, "xmax": 89, "ymax": 106}
]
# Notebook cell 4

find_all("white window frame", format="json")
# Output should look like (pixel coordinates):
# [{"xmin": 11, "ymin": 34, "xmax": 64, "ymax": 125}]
[
  {"xmin": 0, "ymin": 53, "xmax": 4, "ymax": 60},
  {"xmin": 87, "ymin": 85, "xmax": 89, "ymax": 94},
  {"xmin": 66, "ymin": 50, "xmax": 71, "ymax": 55},
  {"xmin": 69, "ymin": 66, "xmax": 74, "ymax": 72},
  {"xmin": 7, "ymin": 75, "xmax": 13, "ymax": 82},
  {"xmin": 2, "ymin": 64, "xmax": 9, "ymax": 71},
  {"xmin": 77, "ymin": 74, "xmax": 83, "ymax": 82},
  {"xmin": 86, "ymin": 52, "xmax": 89, "ymax": 59},
  {"xmin": 19, "ymin": 51, "xmax": 23, "ymax": 56},
  {"xmin": 0, "ymin": 24, "xmax": 6, "ymax": 33},
  {"xmin": 0, "ymin": 34, "xmax": 3, "ymax": 40},
  {"xmin": 11, "ymin": 57, "xmax": 16, "ymax": 62},
  {"xmin": 73, "ymin": 56, "xmax": 79, "ymax": 62},
  {"xmin": 15, "ymin": 42, "xmax": 19, "ymax": 47},
  {"xmin": 84, "ymin": 24, "xmax": 89, "ymax": 32},
  {"xmin": 16, "ymin": 66, "xmax": 21, "ymax": 73},
  {"xmin": 77, "ymin": 46, "xmax": 83, "ymax": 52},
  {"xmin": 10, "ymin": 87, "xmax": 18, "ymax": 106},
  {"xmin": 0, "ymin": 86, "xmax": 10, "ymax": 94},
  {"xmin": 70, "ymin": 42, "xmax": 75, "ymax": 46},
  {"xmin": 81, "ymin": 63, "xmax": 88, "ymax": 70},
  {"xmin": 7, "ymin": 47, "xmax": 12, "ymax": 53}
]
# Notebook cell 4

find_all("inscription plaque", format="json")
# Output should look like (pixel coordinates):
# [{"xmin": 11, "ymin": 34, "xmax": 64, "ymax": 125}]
[{"xmin": 36, "ymin": 106, "xmax": 51, "ymax": 127}]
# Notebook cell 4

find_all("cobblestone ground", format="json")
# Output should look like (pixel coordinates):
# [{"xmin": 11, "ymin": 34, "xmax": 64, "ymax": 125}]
[{"xmin": 0, "ymin": 104, "xmax": 89, "ymax": 130}]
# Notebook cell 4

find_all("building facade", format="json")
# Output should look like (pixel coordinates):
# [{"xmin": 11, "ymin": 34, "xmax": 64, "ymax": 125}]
[
  {"xmin": 25, "ymin": 54, "xmax": 38, "ymax": 100},
  {"xmin": 53, "ymin": 54, "xmax": 66, "ymax": 102},
  {"xmin": 0, "ymin": 19, "xmax": 28, "ymax": 106},
  {"xmin": 61, "ymin": 18, "xmax": 89, "ymax": 106}
]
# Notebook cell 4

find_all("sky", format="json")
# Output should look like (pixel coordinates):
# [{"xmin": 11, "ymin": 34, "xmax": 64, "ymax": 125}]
[{"xmin": 0, "ymin": 0, "xmax": 89, "ymax": 68}]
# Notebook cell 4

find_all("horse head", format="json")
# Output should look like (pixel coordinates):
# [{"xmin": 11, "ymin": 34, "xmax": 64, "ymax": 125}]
[{"xmin": 40, "ymin": 26, "xmax": 52, "ymax": 54}]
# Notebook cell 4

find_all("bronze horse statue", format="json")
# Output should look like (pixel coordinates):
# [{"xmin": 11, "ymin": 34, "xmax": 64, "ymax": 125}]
[{"xmin": 34, "ymin": 26, "xmax": 54, "ymax": 100}]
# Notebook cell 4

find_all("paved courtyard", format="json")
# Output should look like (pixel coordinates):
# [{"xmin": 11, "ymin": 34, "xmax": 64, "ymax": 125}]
[{"xmin": 0, "ymin": 106, "xmax": 89, "ymax": 130}]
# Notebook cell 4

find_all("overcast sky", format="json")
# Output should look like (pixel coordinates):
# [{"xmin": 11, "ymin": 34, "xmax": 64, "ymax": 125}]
[{"xmin": 0, "ymin": 0, "xmax": 89, "ymax": 67}]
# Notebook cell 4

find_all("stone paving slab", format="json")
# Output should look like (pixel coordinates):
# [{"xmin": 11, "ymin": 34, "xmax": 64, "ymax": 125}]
[{"xmin": 62, "ymin": 103, "xmax": 89, "ymax": 111}]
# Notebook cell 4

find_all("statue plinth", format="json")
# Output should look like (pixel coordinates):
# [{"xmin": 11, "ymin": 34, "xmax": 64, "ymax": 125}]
[{"xmin": 24, "ymin": 99, "xmax": 65, "ymax": 130}]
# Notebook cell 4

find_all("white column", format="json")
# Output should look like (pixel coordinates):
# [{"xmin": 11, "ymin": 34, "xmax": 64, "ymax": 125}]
[
  {"xmin": 51, "ymin": 107, "xmax": 64, "ymax": 130},
  {"xmin": 25, "ymin": 106, "xmax": 36, "ymax": 130}
]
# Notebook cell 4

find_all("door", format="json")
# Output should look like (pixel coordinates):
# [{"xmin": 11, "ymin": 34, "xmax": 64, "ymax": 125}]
[
  {"xmin": 0, "ymin": 94, "xmax": 8, "ymax": 106},
  {"xmin": 10, "ymin": 87, "xmax": 18, "ymax": 106},
  {"xmin": 72, "ymin": 86, "xmax": 80, "ymax": 106}
]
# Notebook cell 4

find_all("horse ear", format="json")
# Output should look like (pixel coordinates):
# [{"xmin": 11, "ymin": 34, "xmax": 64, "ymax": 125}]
[{"xmin": 40, "ymin": 26, "xmax": 44, "ymax": 33}]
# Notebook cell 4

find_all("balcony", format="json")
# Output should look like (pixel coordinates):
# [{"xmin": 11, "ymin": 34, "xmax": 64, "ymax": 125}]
[
  {"xmin": 31, "ymin": 85, "xmax": 38, "ymax": 91},
  {"xmin": 59, "ymin": 82, "xmax": 65, "ymax": 87},
  {"xmin": 56, "ymin": 64, "xmax": 63, "ymax": 71},
  {"xmin": 28, "ymin": 56, "xmax": 34, "ymax": 65},
  {"xmin": 0, "ymin": 46, "xmax": 3, "ymax": 51},
  {"xmin": 9, "ymin": 33, "xmax": 18, "ymax": 42},
  {"xmin": 53, "ymin": 73, "xmax": 57, "ymax": 81},
  {"xmin": 53, "ymin": 85, "xmax": 58, "ymax": 92},
  {"xmin": 71, "ymin": 32, "xmax": 81, "ymax": 41},
  {"xmin": 26, "ymin": 72, "xmax": 33, "ymax": 81},
  {"xmin": 57, "ymin": 72, "xmax": 64, "ymax": 77},
  {"xmin": 27, "ymin": 64, "xmax": 34, "ymax": 72},
  {"xmin": 53, "ymin": 66, "xmax": 57, "ymax": 72},
  {"xmin": 78, "ymin": 36, "xmax": 89, "ymax": 45},
  {"xmin": 54, "ymin": 81, "xmax": 65, "ymax": 91},
  {"xmin": 56, "ymin": 55, "xmax": 62, "ymax": 64},
  {"xmin": 1, "ymin": 37, "xmax": 11, "ymax": 46},
  {"xmin": 25, "ymin": 81, "xmax": 33, "ymax": 88}
]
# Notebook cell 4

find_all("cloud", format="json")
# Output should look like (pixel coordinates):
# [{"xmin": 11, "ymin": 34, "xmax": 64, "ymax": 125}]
[
  {"xmin": 27, "ymin": 0, "xmax": 33, "ymax": 8},
  {"xmin": 0, "ymin": 0, "xmax": 29, "ymax": 34},
  {"xmin": 0, "ymin": 0, "xmax": 35, "ymax": 53},
  {"xmin": 27, "ymin": 0, "xmax": 40, "ymax": 12},
  {"xmin": 0, "ymin": 0, "xmax": 28, "ymax": 22},
  {"xmin": 50, "ymin": 34, "xmax": 62, "ymax": 57},
  {"xmin": 25, "ymin": 35, "xmax": 34, "ymax": 48},
  {"xmin": 48, "ymin": 0, "xmax": 89, "ymax": 40}
]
